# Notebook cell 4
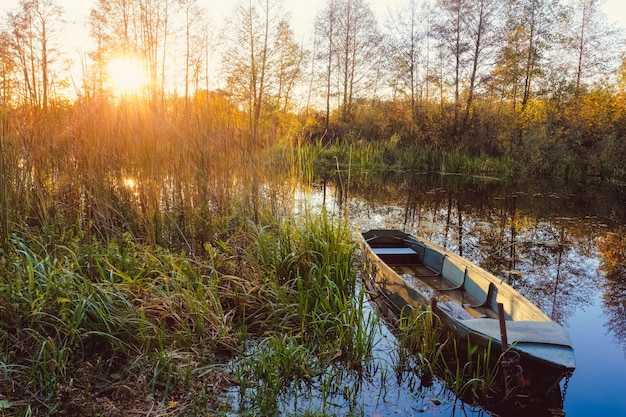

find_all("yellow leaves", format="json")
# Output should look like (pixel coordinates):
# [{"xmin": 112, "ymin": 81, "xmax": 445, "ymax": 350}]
[{"xmin": 598, "ymin": 230, "xmax": 626, "ymax": 278}]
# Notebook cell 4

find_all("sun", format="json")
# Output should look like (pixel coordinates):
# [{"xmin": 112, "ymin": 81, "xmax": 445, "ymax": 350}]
[{"xmin": 106, "ymin": 57, "xmax": 146, "ymax": 95}]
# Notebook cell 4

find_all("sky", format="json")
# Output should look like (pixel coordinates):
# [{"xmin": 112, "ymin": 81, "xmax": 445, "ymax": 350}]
[
  {"xmin": 2, "ymin": 0, "xmax": 624, "ymax": 34},
  {"xmin": 1, "ymin": 0, "xmax": 625, "ymax": 94},
  {"xmin": 2, "ymin": 0, "xmax": 625, "ymax": 46}
]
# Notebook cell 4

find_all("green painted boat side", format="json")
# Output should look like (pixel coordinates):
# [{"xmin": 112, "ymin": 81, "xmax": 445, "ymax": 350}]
[{"xmin": 358, "ymin": 228, "xmax": 575, "ymax": 396}]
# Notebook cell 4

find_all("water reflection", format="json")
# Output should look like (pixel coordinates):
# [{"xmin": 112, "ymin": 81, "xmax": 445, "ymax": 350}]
[
  {"xmin": 338, "ymin": 172, "xmax": 608, "ymax": 327},
  {"xmin": 598, "ymin": 229, "xmax": 626, "ymax": 355},
  {"xmin": 314, "ymin": 171, "xmax": 626, "ymax": 415}
]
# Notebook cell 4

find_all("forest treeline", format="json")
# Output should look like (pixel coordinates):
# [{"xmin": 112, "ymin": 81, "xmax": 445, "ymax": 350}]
[{"xmin": 1, "ymin": 0, "xmax": 626, "ymax": 183}]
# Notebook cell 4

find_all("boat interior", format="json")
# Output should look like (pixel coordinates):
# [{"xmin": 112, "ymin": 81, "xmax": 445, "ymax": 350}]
[{"xmin": 366, "ymin": 235, "xmax": 502, "ymax": 320}]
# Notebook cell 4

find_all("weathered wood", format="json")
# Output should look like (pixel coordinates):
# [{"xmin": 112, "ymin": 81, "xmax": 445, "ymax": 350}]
[
  {"xmin": 358, "ymin": 228, "xmax": 576, "ymax": 398},
  {"xmin": 498, "ymin": 302, "xmax": 509, "ymax": 351}
]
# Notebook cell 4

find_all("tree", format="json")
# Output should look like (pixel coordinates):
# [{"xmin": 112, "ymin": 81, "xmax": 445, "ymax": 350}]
[
  {"xmin": 335, "ymin": 0, "xmax": 382, "ymax": 122},
  {"xmin": 491, "ymin": 0, "xmax": 556, "ymax": 112},
  {"xmin": 314, "ymin": 0, "xmax": 382, "ymax": 126},
  {"xmin": 459, "ymin": 0, "xmax": 501, "ymax": 140},
  {"xmin": 563, "ymin": 0, "xmax": 620, "ymax": 94},
  {"xmin": 0, "ymin": 31, "xmax": 15, "ymax": 109},
  {"xmin": 314, "ymin": 0, "xmax": 338, "ymax": 130},
  {"xmin": 88, "ymin": 0, "xmax": 174, "ymax": 101},
  {"xmin": 88, "ymin": 0, "xmax": 141, "ymax": 96},
  {"xmin": 178, "ymin": 0, "xmax": 210, "ymax": 103},
  {"xmin": 6, "ymin": 0, "xmax": 65, "ymax": 110},
  {"xmin": 271, "ymin": 19, "xmax": 305, "ymax": 114},
  {"xmin": 223, "ymin": 0, "xmax": 302, "ymax": 145},
  {"xmin": 433, "ymin": 0, "xmax": 471, "ymax": 135},
  {"xmin": 385, "ymin": 0, "xmax": 427, "ymax": 132},
  {"xmin": 137, "ymin": 0, "xmax": 173, "ymax": 102}
]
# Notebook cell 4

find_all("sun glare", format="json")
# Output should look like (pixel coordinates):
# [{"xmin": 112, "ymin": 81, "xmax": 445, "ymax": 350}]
[{"xmin": 106, "ymin": 57, "xmax": 146, "ymax": 95}]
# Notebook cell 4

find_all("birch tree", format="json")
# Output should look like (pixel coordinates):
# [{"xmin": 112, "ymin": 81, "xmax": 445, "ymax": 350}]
[
  {"xmin": 564, "ymin": 0, "xmax": 619, "ymax": 93},
  {"xmin": 492, "ymin": 0, "xmax": 556, "ymax": 111},
  {"xmin": 432, "ymin": 0, "xmax": 470, "ymax": 137},
  {"xmin": 385, "ymin": 0, "xmax": 427, "ymax": 130},
  {"xmin": 459, "ymin": 0, "xmax": 501, "ymax": 139}
]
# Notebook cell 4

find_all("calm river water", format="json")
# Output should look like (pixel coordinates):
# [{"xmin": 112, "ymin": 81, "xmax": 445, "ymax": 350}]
[{"xmin": 312, "ymin": 172, "xmax": 626, "ymax": 417}]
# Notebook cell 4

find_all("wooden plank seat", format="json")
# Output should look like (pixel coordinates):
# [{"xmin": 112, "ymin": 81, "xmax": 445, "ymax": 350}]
[
  {"xmin": 462, "ymin": 282, "xmax": 498, "ymax": 319},
  {"xmin": 371, "ymin": 247, "xmax": 420, "ymax": 265},
  {"xmin": 371, "ymin": 247, "xmax": 417, "ymax": 255}
]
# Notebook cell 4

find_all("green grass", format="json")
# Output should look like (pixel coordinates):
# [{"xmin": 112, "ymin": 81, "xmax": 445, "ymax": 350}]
[
  {"xmin": 0, "ymin": 206, "xmax": 378, "ymax": 416},
  {"xmin": 303, "ymin": 139, "xmax": 513, "ymax": 180},
  {"xmin": 393, "ymin": 305, "xmax": 501, "ymax": 406}
]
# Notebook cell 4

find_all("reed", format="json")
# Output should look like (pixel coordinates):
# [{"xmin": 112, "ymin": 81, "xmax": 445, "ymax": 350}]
[
  {"xmin": 0, "ymin": 200, "xmax": 379, "ymax": 416},
  {"xmin": 302, "ymin": 139, "xmax": 512, "ymax": 179},
  {"xmin": 395, "ymin": 305, "xmax": 447, "ymax": 384},
  {"xmin": 221, "ymin": 210, "xmax": 381, "ymax": 415},
  {"xmin": 393, "ymin": 304, "xmax": 500, "ymax": 405}
]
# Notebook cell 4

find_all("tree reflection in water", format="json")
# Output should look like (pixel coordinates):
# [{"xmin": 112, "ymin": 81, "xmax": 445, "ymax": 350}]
[
  {"xmin": 334, "ymin": 171, "xmax": 621, "ymax": 335},
  {"xmin": 598, "ymin": 229, "xmax": 626, "ymax": 355}
]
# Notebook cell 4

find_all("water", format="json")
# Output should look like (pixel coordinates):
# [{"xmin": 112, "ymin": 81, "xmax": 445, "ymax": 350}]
[{"xmin": 318, "ymin": 172, "xmax": 626, "ymax": 416}]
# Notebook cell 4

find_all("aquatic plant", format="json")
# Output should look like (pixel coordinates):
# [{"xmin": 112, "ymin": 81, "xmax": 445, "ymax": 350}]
[{"xmin": 392, "ymin": 304, "xmax": 500, "ymax": 407}]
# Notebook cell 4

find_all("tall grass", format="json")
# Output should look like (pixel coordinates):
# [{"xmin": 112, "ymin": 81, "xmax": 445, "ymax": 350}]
[
  {"xmin": 0, "ymin": 229, "xmax": 238, "ymax": 414},
  {"xmin": 393, "ymin": 305, "xmax": 500, "ymax": 406},
  {"xmin": 0, "ymin": 173, "xmax": 376, "ymax": 417},
  {"xmin": 304, "ymin": 138, "xmax": 512, "ymax": 178},
  {"xmin": 225, "ymin": 209, "xmax": 379, "ymax": 415}
]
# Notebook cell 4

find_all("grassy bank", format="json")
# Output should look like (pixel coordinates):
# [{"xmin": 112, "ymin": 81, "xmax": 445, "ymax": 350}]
[
  {"xmin": 0, "ymin": 209, "xmax": 375, "ymax": 416},
  {"xmin": 302, "ymin": 140, "xmax": 513, "ymax": 180}
]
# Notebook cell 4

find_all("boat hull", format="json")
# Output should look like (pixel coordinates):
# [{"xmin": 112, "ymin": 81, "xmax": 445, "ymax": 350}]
[{"xmin": 358, "ymin": 229, "xmax": 575, "ymax": 403}]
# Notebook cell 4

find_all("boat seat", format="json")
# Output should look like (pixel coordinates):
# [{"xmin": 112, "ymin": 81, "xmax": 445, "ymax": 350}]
[
  {"xmin": 423, "ymin": 247, "xmax": 445, "ymax": 274},
  {"xmin": 371, "ymin": 247, "xmax": 417, "ymax": 256},
  {"xmin": 435, "ymin": 258, "xmax": 466, "ymax": 290},
  {"xmin": 463, "ymin": 282, "xmax": 498, "ymax": 311},
  {"xmin": 372, "ymin": 247, "xmax": 420, "ymax": 264}
]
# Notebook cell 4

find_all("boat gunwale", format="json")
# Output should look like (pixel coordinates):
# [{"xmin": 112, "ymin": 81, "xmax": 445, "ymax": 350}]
[{"xmin": 358, "ymin": 228, "xmax": 575, "ymax": 372}]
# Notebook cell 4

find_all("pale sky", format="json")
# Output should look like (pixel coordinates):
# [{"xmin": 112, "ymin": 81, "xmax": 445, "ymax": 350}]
[
  {"xmin": 2, "ymin": 0, "xmax": 624, "ymax": 33},
  {"xmin": 2, "ymin": 0, "xmax": 625, "ymax": 44},
  {"xmin": 1, "ymin": 0, "xmax": 625, "ymax": 95}
]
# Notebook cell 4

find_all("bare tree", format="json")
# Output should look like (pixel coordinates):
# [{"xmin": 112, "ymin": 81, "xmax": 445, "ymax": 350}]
[
  {"xmin": 178, "ymin": 0, "xmax": 209, "ymax": 103},
  {"xmin": 88, "ymin": 0, "xmax": 140, "ymax": 96},
  {"xmin": 459, "ymin": 0, "xmax": 501, "ymax": 139},
  {"xmin": 0, "ymin": 31, "xmax": 15, "ymax": 109},
  {"xmin": 314, "ymin": 0, "xmax": 338, "ymax": 130},
  {"xmin": 336, "ymin": 0, "xmax": 382, "ymax": 122},
  {"xmin": 223, "ymin": 0, "xmax": 302, "ymax": 145},
  {"xmin": 314, "ymin": 0, "xmax": 382, "ymax": 125},
  {"xmin": 88, "ymin": 0, "xmax": 173, "ymax": 101},
  {"xmin": 431, "ymin": 0, "xmax": 473, "ymax": 139},
  {"xmin": 7, "ymin": 0, "xmax": 65, "ymax": 110},
  {"xmin": 564, "ymin": 0, "xmax": 620, "ymax": 93},
  {"xmin": 385, "ymin": 0, "xmax": 427, "ymax": 131}
]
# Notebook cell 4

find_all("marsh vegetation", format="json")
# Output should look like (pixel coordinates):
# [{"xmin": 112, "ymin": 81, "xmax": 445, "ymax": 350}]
[{"xmin": 2, "ymin": 0, "xmax": 626, "ymax": 415}]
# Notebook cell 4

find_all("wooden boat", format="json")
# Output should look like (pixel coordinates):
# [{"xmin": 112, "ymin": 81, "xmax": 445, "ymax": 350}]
[{"xmin": 358, "ymin": 229, "xmax": 575, "ymax": 403}]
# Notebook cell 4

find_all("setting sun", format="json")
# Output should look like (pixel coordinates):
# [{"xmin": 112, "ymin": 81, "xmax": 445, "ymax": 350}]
[{"xmin": 106, "ymin": 57, "xmax": 146, "ymax": 95}]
